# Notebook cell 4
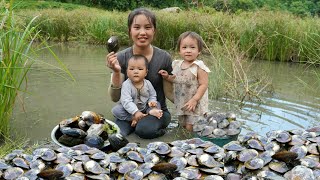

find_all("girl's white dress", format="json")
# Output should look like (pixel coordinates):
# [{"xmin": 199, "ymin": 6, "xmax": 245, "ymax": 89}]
[{"xmin": 172, "ymin": 60, "xmax": 211, "ymax": 117}]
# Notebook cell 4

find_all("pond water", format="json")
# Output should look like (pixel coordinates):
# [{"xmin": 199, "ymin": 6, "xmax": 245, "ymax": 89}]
[{"xmin": 11, "ymin": 43, "xmax": 320, "ymax": 147}]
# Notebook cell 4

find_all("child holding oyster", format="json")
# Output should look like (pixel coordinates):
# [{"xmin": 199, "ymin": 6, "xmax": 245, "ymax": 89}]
[
  {"xmin": 159, "ymin": 31, "xmax": 210, "ymax": 132},
  {"xmin": 112, "ymin": 54, "xmax": 163, "ymax": 127}
]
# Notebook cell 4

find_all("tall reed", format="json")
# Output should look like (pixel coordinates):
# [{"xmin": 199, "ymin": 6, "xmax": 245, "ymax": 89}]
[{"xmin": 0, "ymin": 0, "xmax": 74, "ymax": 139}]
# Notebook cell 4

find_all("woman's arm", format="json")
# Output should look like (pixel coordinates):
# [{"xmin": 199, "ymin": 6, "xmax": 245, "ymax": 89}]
[
  {"xmin": 106, "ymin": 52, "xmax": 124, "ymax": 102},
  {"xmin": 108, "ymin": 72, "xmax": 124, "ymax": 102}
]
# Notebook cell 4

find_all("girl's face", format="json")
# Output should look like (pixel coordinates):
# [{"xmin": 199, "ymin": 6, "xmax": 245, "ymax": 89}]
[
  {"xmin": 127, "ymin": 58, "xmax": 148, "ymax": 84},
  {"xmin": 130, "ymin": 14, "xmax": 155, "ymax": 48},
  {"xmin": 179, "ymin": 36, "xmax": 200, "ymax": 62}
]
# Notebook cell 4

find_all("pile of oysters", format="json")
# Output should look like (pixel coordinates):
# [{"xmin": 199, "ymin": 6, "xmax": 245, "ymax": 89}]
[
  {"xmin": 193, "ymin": 112, "xmax": 242, "ymax": 138},
  {"xmin": 55, "ymin": 111, "xmax": 127, "ymax": 151}
]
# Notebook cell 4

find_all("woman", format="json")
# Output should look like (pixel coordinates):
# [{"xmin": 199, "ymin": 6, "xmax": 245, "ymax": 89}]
[{"xmin": 106, "ymin": 8, "xmax": 173, "ymax": 139}]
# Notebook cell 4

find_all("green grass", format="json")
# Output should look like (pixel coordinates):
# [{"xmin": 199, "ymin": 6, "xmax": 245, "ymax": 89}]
[
  {"xmin": 0, "ymin": 0, "xmax": 74, "ymax": 140},
  {"xmin": 10, "ymin": 7, "xmax": 320, "ymax": 65}
]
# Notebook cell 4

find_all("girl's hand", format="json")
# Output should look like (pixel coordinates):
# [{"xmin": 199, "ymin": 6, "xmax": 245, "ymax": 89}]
[
  {"xmin": 158, "ymin": 70, "xmax": 176, "ymax": 82},
  {"xmin": 182, "ymin": 98, "xmax": 198, "ymax": 112},
  {"xmin": 158, "ymin": 70, "xmax": 169, "ymax": 79},
  {"xmin": 106, "ymin": 52, "xmax": 121, "ymax": 73}
]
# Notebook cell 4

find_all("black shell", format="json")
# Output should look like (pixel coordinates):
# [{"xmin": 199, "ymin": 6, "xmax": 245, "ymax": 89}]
[
  {"xmin": 107, "ymin": 36, "xmax": 119, "ymax": 53},
  {"xmin": 109, "ymin": 133, "xmax": 129, "ymax": 151}
]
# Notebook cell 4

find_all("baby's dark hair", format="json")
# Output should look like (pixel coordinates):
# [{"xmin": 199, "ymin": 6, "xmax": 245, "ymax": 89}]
[
  {"xmin": 177, "ymin": 31, "xmax": 204, "ymax": 52},
  {"xmin": 128, "ymin": 8, "xmax": 156, "ymax": 33},
  {"xmin": 128, "ymin": 54, "xmax": 149, "ymax": 69}
]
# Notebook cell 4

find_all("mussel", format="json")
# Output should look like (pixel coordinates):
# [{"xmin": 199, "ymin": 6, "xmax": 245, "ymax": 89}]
[{"xmin": 107, "ymin": 36, "xmax": 119, "ymax": 53}]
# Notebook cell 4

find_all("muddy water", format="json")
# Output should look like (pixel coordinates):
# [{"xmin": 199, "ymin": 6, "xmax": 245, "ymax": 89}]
[{"xmin": 11, "ymin": 43, "xmax": 320, "ymax": 146}]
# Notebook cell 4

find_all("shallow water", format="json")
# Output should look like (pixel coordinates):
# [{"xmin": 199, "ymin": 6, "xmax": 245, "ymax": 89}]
[{"xmin": 11, "ymin": 43, "xmax": 320, "ymax": 147}]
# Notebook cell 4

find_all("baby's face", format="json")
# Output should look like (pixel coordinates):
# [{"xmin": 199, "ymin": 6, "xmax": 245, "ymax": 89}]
[{"xmin": 127, "ymin": 58, "xmax": 148, "ymax": 84}]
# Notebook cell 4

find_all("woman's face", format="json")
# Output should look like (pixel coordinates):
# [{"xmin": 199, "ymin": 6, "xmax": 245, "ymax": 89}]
[{"xmin": 130, "ymin": 14, "xmax": 155, "ymax": 48}]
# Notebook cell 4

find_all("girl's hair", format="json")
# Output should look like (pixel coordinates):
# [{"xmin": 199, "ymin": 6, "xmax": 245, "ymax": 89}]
[
  {"xmin": 128, "ymin": 54, "xmax": 149, "ymax": 69},
  {"xmin": 177, "ymin": 31, "xmax": 204, "ymax": 52},
  {"xmin": 128, "ymin": 8, "xmax": 157, "ymax": 33}
]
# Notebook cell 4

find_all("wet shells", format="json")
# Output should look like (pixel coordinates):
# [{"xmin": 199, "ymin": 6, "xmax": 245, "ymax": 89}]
[
  {"xmin": 244, "ymin": 157, "xmax": 264, "ymax": 170},
  {"xmin": 218, "ymin": 119, "xmax": 229, "ymax": 129},
  {"xmin": 284, "ymin": 165, "xmax": 315, "ymax": 179},
  {"xmin": 226, "ymin": 128, "xmax": 241, "ymax": 136},
  {"xmin": 124, "ymin": 169, "xmax": 144, "ymax": 180},
  {"xmin": 299, "ymin": 156, "xmax": 320, "ymax": 168},
  {"xmin": 275, "ymin": 130, "xmax": 291, "ymax": 143},
  {"xmin": 204, "ymin": 175, "xmax": 224, "ymax": 180},
  {"xmin": 180, "ymin": 166, "xmax": 200, "ymax": 179},
  {"xmin": 126, "ymin": 151, "xmax": 144, "ymax": 163},
  {"xmin": 307, "ymin": 143, "xmax": 319, "ymax": 155},
  {"xmin": 71, "ymin": 161, "xmax": 85, "ymax": 173},
  {"xmin": 169, "ymin": 157, "xmax": 187, "ymax": 171},
  {"xmin": 237, "ymin": 149, "xmax": 259, "ymax": 162},
  {"xmin": 168, "ymin": 146, "xmax": 186, "ymax": 157},
  {"xmin": 59, "ymin": 116, "xmax": 80, "ymax": 128},
  {"xmin": 4, "ymin": 167, "xmax": 24, "ymax": 179},
  {"xmin": 108, "ymin": 152, "xmax": 124, "ymax": 163},
  {"xmin": 268, "ymin": 161, "xmax": 289, "ymax": 173},
  {"xmin": 289, "ymin": 135, "xmax": 306, "ymax": 146},
  {"xmin": 55, "ymin": 163, "xmax": 73, "ymax": 178},
  {"xmin": 23, "ymin": 169, "xmax": 40, "ymax": 180},
  {"xmin": 86, "ymin": 174, "xmax": 110, "ymax": 180},
  {"xmin": 143, "ymin": 153, "xmax": 160, "ymax": 164},
  {"xmin": 247, "ymin": 139, "xmax": 264, "ymax": 151},
  {"xmin": 60, "ymin": 127, "xmax": 87, "ymax": 138},
  {"xmin": 187, "ymin": 155, "xmax": 199, "ymax": 166},
  {"xmin": 199, "ymin": 167, "xmax": 224, "ymax": 175},
  {"xmin": 201, "ymin": 126, "xmax": 215, "ymax": 137},
  {"xmin": 117, "ymin": 160, "xmax": 138, "ymax": 174},
  {"xmin": 289, "ymin": 145, "xmax": 307, "ymax": 159},
  {"xmin": 257, "ymin": 170, "xmax": 286, "ymax": 180},
  {"xmin": 223, "ymin": 141, "xmax": 245, "ymax": 151},
  {"xmin": 258, "ymin": 150, "xmax": 275, "ymax": 165},
  {"xmin": 213, "ymin": 128, "xmax": 227, "ymax": 137},
  {"xmin": 84, "ymin": 160, "xmax": 107, "ymax": 174},
  {"xmin": 79, "ymin": 111, "xmax": 102, "ymax": 126},
  {"xmin": 193, "ymin": 124, "xmax": 207, "ymax": 132},
  {"xmin": 228, "ymin": 121, "xmax": 242, "ymax": 129},
  {"xmin": 12, "ymin": 158, "xmax": 29, "ymax": 169},
  {"xmin": 0, "ymin": 160, "xmax": 10, "ymax": 170},
  {"xmin": 106, "ymin": 36, "xmax": 120, "ymax": 53},
  {"xmin": 264, "ymin": 141, "xmax": 280, "ymax": 152},
  {"xmin": 147, "ymin": 142, "xmax": 171, "ymax": 155},
  {"xmin": 84, "ymin": 134, "xmax": 104, "ymax": 149},
  {"xmin": 197, "ymin": 153, "xmax": 223, "ymax": 168},
  {"xmin": 187, "ymin": 148, "xmax": 204, "ymax": 155},
  {"xmin": 137, "ymin": 162, "xmax": 154, "ymax": 177},
  {"xmin": 204, "ymin": 144, "xmax": 223, "ymax": 154}
]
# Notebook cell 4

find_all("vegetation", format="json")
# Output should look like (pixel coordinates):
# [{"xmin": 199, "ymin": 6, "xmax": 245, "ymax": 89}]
[
  {"xmin": 0, "ymin": 0, "xmax": 74, "ymax": 140},
  {"xmin": 12, "ymin": 7, "xmax": 320, "ymax": 65},
  {"xmin": 41, "ymin": 0, "xmax": 320, "ymax": 17}
]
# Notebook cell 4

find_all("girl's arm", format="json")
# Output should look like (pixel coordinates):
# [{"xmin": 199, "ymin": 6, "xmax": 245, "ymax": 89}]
[
  {"xmin": 183, "ymin": 67, "xmax": 208, "ymax": 112},
  {"xmin": 193, "ymin": 67, "xmax": 209, "ymax": 102}
]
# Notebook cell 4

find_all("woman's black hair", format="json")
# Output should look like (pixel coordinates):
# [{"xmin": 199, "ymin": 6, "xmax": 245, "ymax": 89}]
[{"xmin": 128, "ymin": 8, "xmax": 157, "ymax": 32}]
